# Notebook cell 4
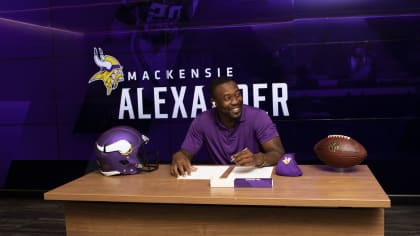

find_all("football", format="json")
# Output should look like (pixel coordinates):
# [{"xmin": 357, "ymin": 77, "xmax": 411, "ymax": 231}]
[{"xmin": 313, "ymin": 135, "xmax": 367, "ymax": 168}]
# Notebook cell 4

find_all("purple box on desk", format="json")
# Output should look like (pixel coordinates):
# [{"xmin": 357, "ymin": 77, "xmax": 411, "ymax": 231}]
[{"xmin": 234, "ymin": 178, "xmax": 273, "ymax": 188}]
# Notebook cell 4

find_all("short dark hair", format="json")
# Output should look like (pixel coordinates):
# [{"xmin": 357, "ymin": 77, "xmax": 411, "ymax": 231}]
[{"xmin": 209, "ymin": 77, "xmax": 235, "ymax": 98}]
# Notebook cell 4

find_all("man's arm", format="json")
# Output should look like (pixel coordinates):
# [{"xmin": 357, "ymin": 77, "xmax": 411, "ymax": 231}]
[
  {"xmin": 170, "ymin": 149, "xmax": 196, "ymax": 177},
  {"xmin": 256, "ymin": 136, "xmax": 285, "ymax": 166},
  {"xmin": 232, "ymin": 137, "xmax": 285, "ymax": 167}
]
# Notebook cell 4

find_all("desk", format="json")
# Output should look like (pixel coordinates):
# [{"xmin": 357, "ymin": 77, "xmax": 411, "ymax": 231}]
[{"xmin": 44, "ymin": 165, "xmax": 390, "ymax": 236}]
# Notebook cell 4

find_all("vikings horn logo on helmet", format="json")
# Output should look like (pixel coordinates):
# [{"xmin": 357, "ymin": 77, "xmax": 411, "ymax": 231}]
[
  {"xmin": 94, "ymin": 126, "xmax": 157, "ymax": 176},
  {"xmin": 88, "ymin": 47, "xmax": 125, "ymax": 96}
]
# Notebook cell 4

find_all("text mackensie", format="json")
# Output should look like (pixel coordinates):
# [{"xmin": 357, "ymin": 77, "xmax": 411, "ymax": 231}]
[{"xmin": 127, "ymin": 67, "xmax": 234, "ymax": 81}]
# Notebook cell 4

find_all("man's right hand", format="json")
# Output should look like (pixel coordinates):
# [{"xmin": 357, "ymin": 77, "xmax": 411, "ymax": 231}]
[{"xmin": 170, "ymin": 150, "xmax": 196, "ymax": 177}]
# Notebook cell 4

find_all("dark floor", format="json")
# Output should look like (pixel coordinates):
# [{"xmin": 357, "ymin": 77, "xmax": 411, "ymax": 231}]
[
  {"xmin": 0, "ymin": 197, "xmax": 65, "ymax": 236},
  {"xmin": 0, "ymin": 196, "xmax": 420, "ymax": 236}
]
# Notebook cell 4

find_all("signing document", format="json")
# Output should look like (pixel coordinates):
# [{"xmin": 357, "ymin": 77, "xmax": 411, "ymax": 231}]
[{"xmin": 177, "ymin": 165, "xmax": 273, "ymax": 180}]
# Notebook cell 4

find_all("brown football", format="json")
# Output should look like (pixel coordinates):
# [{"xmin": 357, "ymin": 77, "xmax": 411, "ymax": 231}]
[{"xmin": 314, "ymin": 135, "xmax": 367, "ymax": 168}]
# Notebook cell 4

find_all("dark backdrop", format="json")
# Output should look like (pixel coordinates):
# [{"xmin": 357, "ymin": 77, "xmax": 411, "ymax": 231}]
[{"xmin": 0, "ymin": 0, "xmax": 419, "ymax": 194}]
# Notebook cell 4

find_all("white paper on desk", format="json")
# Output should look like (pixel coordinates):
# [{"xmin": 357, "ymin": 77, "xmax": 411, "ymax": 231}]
[
  {"xmin": 177, "ymin": 165, "xmax": 273, "ymax": 180},
  {"xmin": 231, "ymin": 166, "xmax": 273, "ymax": 179},
  {"xmin": 177, "ymin": 165, "xmax": 229, "ymax": 180}
]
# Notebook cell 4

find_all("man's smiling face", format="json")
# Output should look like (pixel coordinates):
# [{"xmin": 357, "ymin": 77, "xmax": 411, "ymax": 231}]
[{"xmin": 213, "ymin": 80, "xmax": 243, "ymax": 120}]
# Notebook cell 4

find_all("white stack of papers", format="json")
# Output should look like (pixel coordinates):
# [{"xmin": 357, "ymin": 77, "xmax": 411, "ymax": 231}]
[
  {"xmin": 177, "ymin": 166, "xmax": 229, "ymax": 180},
  {"xmin": 230, "ymin": 166, "xmax": 274, "ymax": 179},
  {"xmin": 177, "ymin": 165, "xmax": 273, "ymax": 180}
]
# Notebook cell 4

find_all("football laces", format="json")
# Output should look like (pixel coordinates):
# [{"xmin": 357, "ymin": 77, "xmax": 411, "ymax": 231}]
[{"xmin": 328, "ymin": 134, "xmax": 350, "ymax": 140}]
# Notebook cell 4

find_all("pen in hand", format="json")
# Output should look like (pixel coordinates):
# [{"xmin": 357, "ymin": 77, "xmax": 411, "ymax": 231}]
[{"xmin": 230, "ymin": 147, "xmax": 248, "ymax": 163}]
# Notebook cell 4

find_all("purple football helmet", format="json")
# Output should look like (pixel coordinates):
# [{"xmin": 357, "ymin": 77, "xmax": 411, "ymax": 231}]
[{"xmin": 94, "ymin": 126, "xmax": 154, "ymax": 176}]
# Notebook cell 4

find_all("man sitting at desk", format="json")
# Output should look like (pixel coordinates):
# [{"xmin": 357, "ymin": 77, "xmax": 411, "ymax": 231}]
[{"xmin": 171, "ymin": 77, "xmax": 285, "ymax": 177}]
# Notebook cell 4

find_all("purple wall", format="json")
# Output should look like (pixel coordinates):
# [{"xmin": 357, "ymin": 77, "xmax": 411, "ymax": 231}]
[{"xmin": 1, "ymin": 0, "xmax": 419, "ymax": 193}]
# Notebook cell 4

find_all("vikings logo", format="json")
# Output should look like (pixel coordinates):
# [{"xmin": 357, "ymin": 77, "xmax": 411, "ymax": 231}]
[
  {"xmin": 282, "ymin": 156, "xmax": 291, "ymax": 165},
  {"xmin": 328, "ymin": 142, "xmax": 340, "ymax": 152},
  {"xmin": 89, "ymin": 47, "xmax": 124, "ymax": 96}
]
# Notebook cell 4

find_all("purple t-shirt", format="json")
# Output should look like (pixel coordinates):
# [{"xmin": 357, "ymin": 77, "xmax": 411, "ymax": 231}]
[{"xmin": 181, "ymin": 105, "xmax": 280, "ymax": 164}]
